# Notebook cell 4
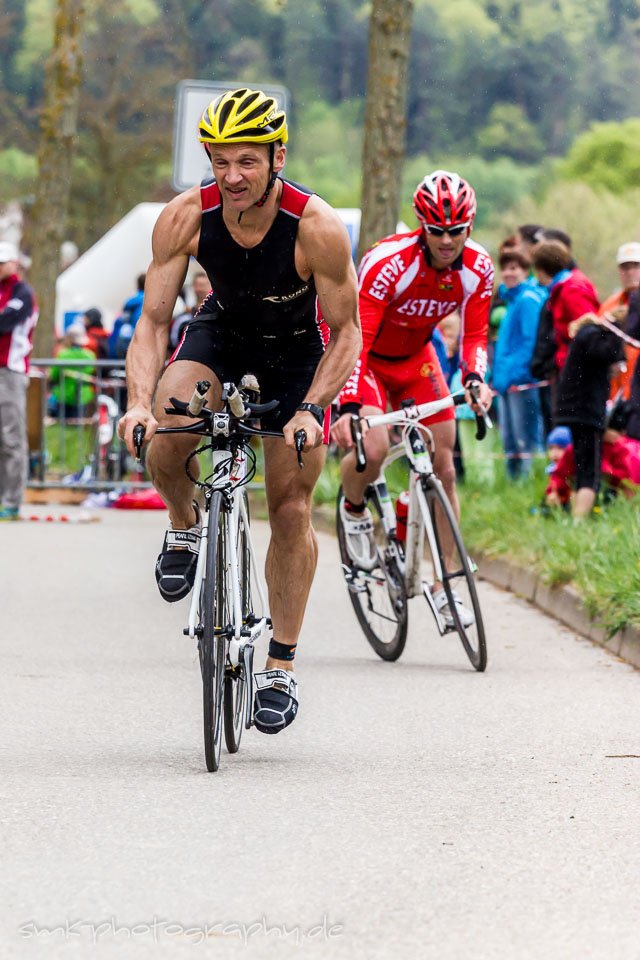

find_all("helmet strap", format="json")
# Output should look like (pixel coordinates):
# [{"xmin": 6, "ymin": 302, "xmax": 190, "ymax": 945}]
[{"xmin": 255, "ymin": 143, "xmax": 277, "ymax": 208}]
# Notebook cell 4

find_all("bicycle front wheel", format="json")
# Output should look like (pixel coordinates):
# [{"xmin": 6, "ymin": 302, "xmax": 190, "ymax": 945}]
[
  {"xmin": 223, "ymin": 492, "xmax": 250, "ymax": 754},
  {"xmin": 420, "ymin": 477, "xmax": 487, "ymax": 672},
  {"xmin": 337, "ymin": 486, "xmax": 408, "ymax": 662},
  {"xmin": 199, "ymin": 492, "xmax": 226, "ymax": 772}
]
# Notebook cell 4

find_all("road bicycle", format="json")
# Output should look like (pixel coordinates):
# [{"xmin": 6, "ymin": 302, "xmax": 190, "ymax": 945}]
[
  {"xmin": 336, "ymin": 387, "xmax": 489, "ymax": 671},
  {"xmin": 134, "ymin": 378, "xmax": 306, "ymax": 772}
]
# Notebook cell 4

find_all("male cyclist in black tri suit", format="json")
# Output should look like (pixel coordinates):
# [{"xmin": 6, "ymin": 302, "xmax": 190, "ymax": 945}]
[{"xmin": 119, "ymin": 88, "xmax": 361, "ymax": 734}]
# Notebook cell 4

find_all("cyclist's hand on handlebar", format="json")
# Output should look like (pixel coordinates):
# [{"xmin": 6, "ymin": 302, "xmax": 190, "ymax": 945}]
[
  {"xmin": 283, "ymin": 411, "xmax": 324, "ymax": 451},
  {"xmin": 118, "ymin": 405, "xmax": 159, "ymax": 457},
  {"xmin": 330, "ymin": 412, "xmax": 368, "ymax": 449},
  {"xmin": 464, "ymin": 379, "xmax": 492, "ymax": 414}
]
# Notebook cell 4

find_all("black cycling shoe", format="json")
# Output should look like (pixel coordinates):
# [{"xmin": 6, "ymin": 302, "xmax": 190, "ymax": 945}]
[
  {"xmin": 253, "ymin": 669, "xmax": 298, "ymax": 734},
  {"xmin": 155, "ymin": 503, "xmax": 201, "ymax": 602}
]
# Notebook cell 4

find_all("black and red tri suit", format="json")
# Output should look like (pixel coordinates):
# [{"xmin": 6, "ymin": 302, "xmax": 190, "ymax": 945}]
[{"xmin": 172, "ymin": 175, "xmax": 329, "ymax": 431}]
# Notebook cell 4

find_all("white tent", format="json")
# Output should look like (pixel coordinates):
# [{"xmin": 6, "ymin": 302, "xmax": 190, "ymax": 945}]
[{"xmin": 55, "ymin": 203, "xmax": 164, "ymax": 333}]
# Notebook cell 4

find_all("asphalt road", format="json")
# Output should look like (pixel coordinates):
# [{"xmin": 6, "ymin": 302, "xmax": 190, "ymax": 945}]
[{"xmin": 1, "ymin": 507, "xmax": 639, "ymax": 959}]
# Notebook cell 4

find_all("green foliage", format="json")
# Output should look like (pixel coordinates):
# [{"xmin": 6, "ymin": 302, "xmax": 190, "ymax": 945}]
[
  {"xmin": 314, "ymin": 445, "xmax": 640, "ymax": 635},
  {"xmin": 0, "ymin": 148, "xmax": 37, "ymax": 203},
  {"xmin": 5, "ymin": 0, "xmax": 640, "ymax": 252},
  {"xmin": 286, "ymin": 100, "xmax": 363, "ymax": 207},
  {"xmin": 560, "ymin": 118, "xmax": 640, "ymax": 194},
  {"xmin": 458, "ymin": 468, "xmax": 640, "ymax": 635},
  {"xmin": 476, "ymin": 104, "xmax": 545, "ymax": 164},
  {"xmin": 489, "ymin": 181, "xmax": 640, "ymax": 298}
]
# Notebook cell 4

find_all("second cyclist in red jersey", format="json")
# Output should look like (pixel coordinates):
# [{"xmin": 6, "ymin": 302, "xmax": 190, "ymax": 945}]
[{"xmin": 332, "ymin": 170, "xmax": 494, "ymax": 624}]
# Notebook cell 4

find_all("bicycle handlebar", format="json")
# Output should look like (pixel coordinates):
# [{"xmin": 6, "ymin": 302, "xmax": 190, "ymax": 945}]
[
  {"xmin": 349, "ymin": 384, "xmax": 491, "ymax": 473},
  {"xmin": 188, "ymin": 379, "xmax": 210, "ymax": 416},
  {"xmin": 132, "ymin": 380, "xmax": 308, "ymax": 467}
]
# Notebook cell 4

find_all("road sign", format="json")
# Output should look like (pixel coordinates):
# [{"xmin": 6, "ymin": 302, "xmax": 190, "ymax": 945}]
[{"xmin": 172, "ymin": 80, "xmax": 291, "ymax": 193}]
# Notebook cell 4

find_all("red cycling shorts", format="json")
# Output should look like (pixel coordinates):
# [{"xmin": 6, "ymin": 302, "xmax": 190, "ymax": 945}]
[{"xmin": 359, "ymin": 341, "xmax": 454, "ymax": 425}]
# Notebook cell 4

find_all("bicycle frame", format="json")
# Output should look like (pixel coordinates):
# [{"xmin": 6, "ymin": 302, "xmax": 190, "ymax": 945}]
[
  {"xmin": 186, "ymin": 445, "xmax": 270, "ymax": 669},
  {"xmin": 363, "ymin": 391, "xmax": 464, "ymax": 632}
]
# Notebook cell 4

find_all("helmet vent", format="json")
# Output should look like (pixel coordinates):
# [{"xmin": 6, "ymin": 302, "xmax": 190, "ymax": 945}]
[{"xmin": 218, "ymin": 100, "xmax": 234, "ymax": 131}]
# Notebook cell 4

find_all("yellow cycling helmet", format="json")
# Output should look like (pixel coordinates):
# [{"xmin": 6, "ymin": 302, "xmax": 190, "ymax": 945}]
[{"xmin": 198, "ymin": 88, "xmax": 288, "ymax": 145}]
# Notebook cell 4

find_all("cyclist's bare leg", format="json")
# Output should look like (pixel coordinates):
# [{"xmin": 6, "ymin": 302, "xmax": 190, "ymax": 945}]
[
  {"xmin": 147, "ymin": 360, "xmax": 222, "ymax": 529},
  {"xmin": 428, "ymin": 418, "xmax": 458, "ymax": 589},
  {"xmin": 262, "ymin": 437, "xmax": 325, "ymax": 671},
  {"xmin": 339, "ymin": 405, "xmax": 388, "ymax": 505}
]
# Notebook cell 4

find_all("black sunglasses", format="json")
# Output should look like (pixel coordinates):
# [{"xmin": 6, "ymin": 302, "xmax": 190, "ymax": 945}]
[{"xmin": 425, "ymin": 222, "xmax": 469, "ymax": 238}]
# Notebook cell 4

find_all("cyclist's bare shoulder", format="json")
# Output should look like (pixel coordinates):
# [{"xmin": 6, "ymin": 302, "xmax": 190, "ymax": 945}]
[
  {"xmin": 297, "ymin": 194, "xmax": 353, "ymax": 277},
  {"xmin": 152, "ymin": 186, "xmax": 202, "ymax": 265}
]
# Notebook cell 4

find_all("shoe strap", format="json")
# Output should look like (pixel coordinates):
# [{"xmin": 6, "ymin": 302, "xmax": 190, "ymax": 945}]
[
  {"xmin": 164, "ymin": 528, "xmax": 200, "ymax": 553},
  {"xmin": 254, "ymin": 668, "xmax": 297, "ymax": 694},
  {"xmin": 346, "ymin": 516, "xmax": 373, "ymax": 533}
]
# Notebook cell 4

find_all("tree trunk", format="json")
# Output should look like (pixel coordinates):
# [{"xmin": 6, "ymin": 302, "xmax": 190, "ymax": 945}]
[
  {"xmin": 28, "ymin": 0, "xmax": 85, "ymax": 358},
  {"xmin": 358, "ymin": 0, "xmax": 414, "ymax": 263}
]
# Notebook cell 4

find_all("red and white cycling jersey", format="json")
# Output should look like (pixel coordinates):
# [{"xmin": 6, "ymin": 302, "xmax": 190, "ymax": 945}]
[{"xmin": 339, "ymin": 229, "xmax": 493, "ymax": 408}]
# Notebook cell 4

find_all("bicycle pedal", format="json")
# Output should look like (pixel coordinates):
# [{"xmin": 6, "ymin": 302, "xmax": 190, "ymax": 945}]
[{"xmin": 347, "ymin": 579, "xmax": 367, "ymax": 595}]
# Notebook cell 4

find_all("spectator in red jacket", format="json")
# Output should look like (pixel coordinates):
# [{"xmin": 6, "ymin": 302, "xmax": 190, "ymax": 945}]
[
  {"xmin": 546, "ymin": 401, "xmax": 640, "ymax": 507},
  {"xmin": 532, "ymin": 240, "xmax": 600, "ymax": 373}
]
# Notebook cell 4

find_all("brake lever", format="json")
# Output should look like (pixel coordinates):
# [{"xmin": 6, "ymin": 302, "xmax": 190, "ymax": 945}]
[
  {"xmin": 294, "ymin": 429, "xmax": 306, "ymax": 469},
  {"xmin": 133, "ymin": 424, "xmax": 145, "ymax": 461},
  {"xmin": 467, "ymin": 383, "xmax": 492, "ymax": 441},
  {"xmin": 350, "ymin": 415, "xmax": 367, "ymax": 473}
]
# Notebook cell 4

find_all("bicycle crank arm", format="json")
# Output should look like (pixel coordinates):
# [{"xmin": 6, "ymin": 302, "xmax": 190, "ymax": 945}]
[
  {"xmin": 422, "ymin": 582, "xmax": 449, "ymax": 635},
  {"xmin": 241, "ymin": 643, "xmax": 255, "ymax": 730}
]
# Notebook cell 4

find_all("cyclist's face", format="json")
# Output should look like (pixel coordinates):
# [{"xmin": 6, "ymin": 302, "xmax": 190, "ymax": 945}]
[
  {"xmin": 422, "ymin": 225, "xmax": 469, "ymax": 269},
  {"xmin": 207, "ymin": 143, "xmax": 286, "ymax": 210}
]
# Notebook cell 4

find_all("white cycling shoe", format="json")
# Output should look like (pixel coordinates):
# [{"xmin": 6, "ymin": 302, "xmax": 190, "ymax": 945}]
[
  {"xmin": 340, "ymin": 500, "xmax": 377, "ymax": 571},
  {"xmin": 432, "ymin": 588, "xmax": 475, "ymax": 628}
]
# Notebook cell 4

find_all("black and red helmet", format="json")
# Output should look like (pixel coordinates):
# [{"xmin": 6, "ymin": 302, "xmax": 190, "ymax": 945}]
[{"xmin": 413, "ymin": 170, "xmax": 477, "ymax": 229}]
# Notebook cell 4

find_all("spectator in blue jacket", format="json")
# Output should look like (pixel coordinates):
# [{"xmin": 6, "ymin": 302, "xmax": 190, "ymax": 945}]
[
  {"xmin": 109, "ymin": 273, "xmax": 145, "ymax": 360},
  {"xmin": 492, "ymin": 250, "xmax": 547, "ymax": 479}
]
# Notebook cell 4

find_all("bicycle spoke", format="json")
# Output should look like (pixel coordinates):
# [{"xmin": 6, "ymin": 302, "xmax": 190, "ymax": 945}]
[{"xmin": 337, "ymin": 487, "xmax": 408, "ymax": 661}]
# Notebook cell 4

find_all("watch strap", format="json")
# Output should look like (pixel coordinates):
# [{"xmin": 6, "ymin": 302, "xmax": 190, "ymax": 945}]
[{"xmin": 296, "ymin": 402, "xmax": 325, "ymax": 427}]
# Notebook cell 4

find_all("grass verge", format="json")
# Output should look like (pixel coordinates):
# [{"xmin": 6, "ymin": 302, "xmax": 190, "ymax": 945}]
[{"xmin": 312, "ymin": 450, "xmax": 640, "ymax": 638}]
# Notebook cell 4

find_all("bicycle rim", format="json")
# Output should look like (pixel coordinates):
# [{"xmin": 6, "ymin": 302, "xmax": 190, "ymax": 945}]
[
  {"xmin": 223, "ymin": 492, "xmax": 250, "ymax": 754},
  {"xmin": 199, "ymin": 492, "xmax": 226, "ymax": 771},
  {"xmin": 421, "ymin": 478, "xmax": 487, "ymax": 671},
  {"xmin": 337, "ymin": 486, "xmax": 408, "ymax": 661}
]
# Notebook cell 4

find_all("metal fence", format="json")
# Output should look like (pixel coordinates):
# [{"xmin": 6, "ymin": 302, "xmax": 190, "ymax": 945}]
[{"xmin": 28, "ymin": 358, "xmax": 151, "ymax": 491}]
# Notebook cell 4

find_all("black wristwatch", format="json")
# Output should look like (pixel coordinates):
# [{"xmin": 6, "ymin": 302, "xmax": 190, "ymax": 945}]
[{"xmin": 296, "ymin": 402, "xmax": 325, "ymax": 427}]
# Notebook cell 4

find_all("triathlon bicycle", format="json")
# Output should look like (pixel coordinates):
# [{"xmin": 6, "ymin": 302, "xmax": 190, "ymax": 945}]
[
  {"xmin": 134, "ymin": 378, "xmax": 306, "ymax": 772},
  {"xmin": 336, "ymin": 387, "xmax": 489, "ymax": 671}
]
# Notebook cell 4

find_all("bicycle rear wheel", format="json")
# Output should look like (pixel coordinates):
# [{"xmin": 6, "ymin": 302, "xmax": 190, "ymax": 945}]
[
  {"xmin": 337, "ymin": 486, "xmax": 408, "ymax": 662},
  {"xmin": 199, "ymin": 492, "xmax": 226, "ymax": 772},
  {"xmin": 420, "ymin": 477, "xmax": 487, "ymax": 671},
  {"xmin": 223, "ymin": 492, "xmax": 250, "ymax": 754}
]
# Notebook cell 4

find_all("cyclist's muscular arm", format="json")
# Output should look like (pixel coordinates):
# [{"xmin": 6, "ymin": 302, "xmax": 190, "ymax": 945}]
[
  {"xmin": 119, "ymin": 190, "xmax": 200, "ymax": 452},
  {"xmin": 285, "ymin": 199, "xmax": 361, "ymax": 447},
  {"xmin": 460, "ymin": 253, "xmax": 494, "ymax": 410}
]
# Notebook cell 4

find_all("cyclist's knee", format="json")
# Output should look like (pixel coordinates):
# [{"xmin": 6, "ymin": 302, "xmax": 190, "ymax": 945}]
[
  {"xmin": 147, "ymin": 432, "xmax": 198, "ymax": 476},
  {"xmin": 435, "ymin": 451, "xmax": 457, "ymax": 490},
  {"xmin": 268, "ymin": 494, "xmax": 312, "ymax": 540},
  {"xmin": 350, "ymin": 425, "xmax": 387, "ymax": 475}
]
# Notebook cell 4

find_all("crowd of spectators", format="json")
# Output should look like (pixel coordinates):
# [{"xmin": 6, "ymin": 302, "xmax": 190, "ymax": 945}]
[
  {"xmin": 46, "ymin": 270, "xmax": 212, "ymax": 419},
  {"xmin": 480, "ymin": 225, "xmax": 640, "ymax": 517},
  {"xmin": 2, "ymin": 217, "xmax": 639, "ymax": 521}
]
